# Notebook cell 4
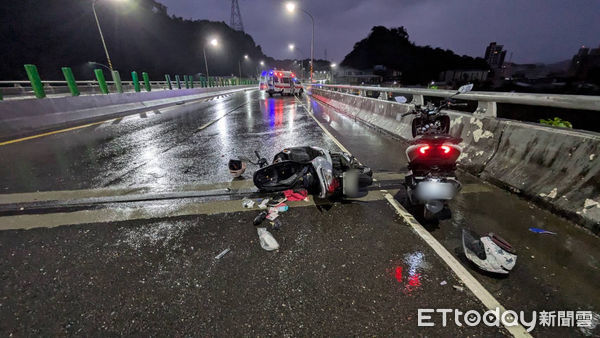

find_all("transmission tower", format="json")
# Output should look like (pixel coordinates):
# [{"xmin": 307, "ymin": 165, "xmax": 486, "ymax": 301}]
[{"xmin": 230, "ymin": 0, "xmax": 244, "ymax": 32}]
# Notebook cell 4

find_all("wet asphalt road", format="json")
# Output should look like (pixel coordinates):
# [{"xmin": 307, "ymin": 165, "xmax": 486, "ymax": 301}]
[
  {"xmin": 0, "ymin": 90, "xmax": 337, "ymax": 193},
  {"xmin": 0, "ymin": 89, "xmax": 598, "ymax": 336}
]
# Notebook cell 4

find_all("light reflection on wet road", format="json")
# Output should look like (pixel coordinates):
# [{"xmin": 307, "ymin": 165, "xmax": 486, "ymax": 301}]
[{"xmin": 0, "ymin": 91, "xmax": 337, "ymax": 193}]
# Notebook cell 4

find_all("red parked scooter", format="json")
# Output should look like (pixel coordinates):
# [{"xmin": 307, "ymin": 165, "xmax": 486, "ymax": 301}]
[{"xmin": 399, "ymin": 84, "xmax": 473, "ymax": 220}]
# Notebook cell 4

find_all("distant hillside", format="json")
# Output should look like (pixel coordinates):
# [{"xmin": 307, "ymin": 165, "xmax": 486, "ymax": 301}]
[
  {"xmin": 0, "ymin": 0, "xmax": 276, "ymax": 80},
  {"xmin": 341, "ymin": 26, "xmax": 489, "ymax": 85}
]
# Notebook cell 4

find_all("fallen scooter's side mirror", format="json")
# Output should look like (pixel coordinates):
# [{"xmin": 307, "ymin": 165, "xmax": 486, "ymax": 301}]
[
  {"xmin": 457, "ymin": 83, "xmax": 473, "ymax": 94},
  {"xmin": 394, "ymin": 96, "xmax": 408, "ymax": 104}
]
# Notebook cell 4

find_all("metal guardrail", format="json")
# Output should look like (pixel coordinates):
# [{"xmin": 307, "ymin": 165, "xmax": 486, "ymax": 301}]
[
  {"xmin": 0, "ymin": 63, "xmax": 258, "ymax": 100},
  {"xmin": 0, "ymin": 80, "xmax": 256, "ymax": 100},
  {"xmin": 312, "ymin": 84, "xmax": 600, "ymax": 117},
  {"xmin": 1, "ymin": 80, "xmax": 205, "ymax": 86}
]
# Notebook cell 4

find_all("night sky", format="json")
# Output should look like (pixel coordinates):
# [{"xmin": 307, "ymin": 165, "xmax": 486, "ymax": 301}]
[{"xmin": 160, "ymin": 0, "xmax": 600, "ymax": 64}]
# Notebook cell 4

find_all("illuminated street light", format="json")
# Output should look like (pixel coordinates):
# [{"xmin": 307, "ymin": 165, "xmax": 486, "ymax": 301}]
[
  {"xmin": 203, "ymin": 37, "xmax": 219, "ymax": 81},
  {"xmin": 284, "ymin": 1, "xmax": 315, "ymax": 83},
  {"xmin": 92, "ymin": 0, "xmax": 128, "ymax": 71},
  {"xmin": 289, "ymin": 43, "xmax": 295, "ymax": 51},
  {"xmin": 260, "ymin": 61, "xmax": 265, "ymax": 66},
  {"xmin": 331, "ymin": 63, "xmax": 337, "ymax": 68},
  {"xmin": 244, "ymin": 54, "xmax": 249, "ymax": 59},
  {"xmin": 285, "ymin": 2, "xmax": 296, "ymax": 12}
]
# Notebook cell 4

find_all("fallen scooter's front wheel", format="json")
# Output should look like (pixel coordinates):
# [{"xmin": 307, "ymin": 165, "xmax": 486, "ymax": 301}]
[{"xmin": 423, "ymin": 206, "xmax": 439, "ymax": 221}]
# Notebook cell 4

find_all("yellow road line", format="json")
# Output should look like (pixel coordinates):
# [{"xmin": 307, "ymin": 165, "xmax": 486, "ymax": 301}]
[{"xmin": 0, "ymin": 119, "xmax": 114, "ymax": 146}]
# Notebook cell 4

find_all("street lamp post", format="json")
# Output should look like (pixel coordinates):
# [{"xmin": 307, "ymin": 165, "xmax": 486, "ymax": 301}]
[
  {"xmin": 92, "ymin": 0, "xmax": 122, "ymax": 71},
  {"xmin": 257, "ymin": 60, "xmax": 265, "ymax": 77},
  {"xmin": 288, "ymin": 43, "xmax": 308, "ymax": 79},
  {"xmin": 204, "ymin": 38, "xmax": 218, "ymax": 83},
  {"xmin": 285, "ymin": 2, "xmax": 314, "ymax": 83},
  {"xmin": 239, "ymin": 54, "xmax": 248, "ymax": 79}
]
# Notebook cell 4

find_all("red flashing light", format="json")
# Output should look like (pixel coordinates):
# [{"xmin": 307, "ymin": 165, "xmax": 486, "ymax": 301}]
[
  {"xmin": 441, "ymin": 145, "xmax": 451, "ymax": 154},
  {"xmin": 419, "ymin": 145, "xmax": 430, "ymax": 154}
]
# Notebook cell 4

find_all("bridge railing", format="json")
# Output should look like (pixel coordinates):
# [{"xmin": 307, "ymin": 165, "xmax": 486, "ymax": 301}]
[
  {"xmin": 0, "ymin": 64, "xmax": 258, "ymax": 101},
  {"xmin": 311, "ymin": 84, "xmax": 600, "ymax": 117}
]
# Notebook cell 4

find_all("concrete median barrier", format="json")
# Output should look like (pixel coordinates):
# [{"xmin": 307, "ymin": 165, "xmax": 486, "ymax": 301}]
[
  {"xmin": 310, "ymin": 87, "xmax": 600, "ymax": 231},
  {"xmin": 0, "ymin": 85, "xmax": 254, "ymax": 140}
]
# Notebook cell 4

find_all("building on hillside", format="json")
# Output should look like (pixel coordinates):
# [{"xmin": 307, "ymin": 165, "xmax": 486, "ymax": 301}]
[
  {"xmin": 373, "ymin": 65, "xmax": 402, "ymax": 82},
  {"xmin": 439, "ymin": 69, "xmax": 489, "ymax": 83},
  {"xmin": 484, "ymin": 42, "xmax": 507, "ymax": 69},
  {"xmin": 332, "ymin": 67, "xmax": 382, "ymax": 85},
  {"xmin": 569, "ymin": 45, "xmax": 600, "ymax": 80}
]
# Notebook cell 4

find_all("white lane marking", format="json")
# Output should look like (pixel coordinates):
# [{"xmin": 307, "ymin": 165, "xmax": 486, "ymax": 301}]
[
  {"xmin": 384, "ymin": 194, "xmax": 531, "ymax": 337},
  {"xmin": 196, "ymin": 101, "xmax": 251, "ymax": 132},
  {"xmin": 303, "ymin": 94, "xmax": 531, "ymax": 338}
]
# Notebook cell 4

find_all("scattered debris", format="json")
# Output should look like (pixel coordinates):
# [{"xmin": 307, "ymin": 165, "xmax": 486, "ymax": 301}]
[
  {"xmin": 529, "ymin": 227, "xmax": 556, "ymax": 235},
  {"xmin": 267, "ymin": 193, "xmax": 287, "ymax": 207},
  {"xmin": 242, "ymin": 198, "xmax": 255, "ymax": 209},
  {"xmin": 258, "ymin": 199, "xmax": 269, "ymax": 209},
  {"xmin": 440, "ymin": 280, "xmax": 447, "ymax": 286},
  {"xmin": 453, "ymin": 285, "xmax": 464, "ymax": 292},
  {"xmin": 257, "ymin": 228, "xmax": 279, "ymax": 251},
  {"xmin": 277, "ymin": 204, "xmax": 289, "ymax": 212},
  {"xmin": 269, "ymin": 219, "xmax": 282, "ymax": 231},
  {"xmin": 215, "ymin": 248, "xmax": 231, "ymax": 259},
  {"xmin": 253, "ymin": 211, "xmax": 268, "ymax": 226},
  {"xmin": 283, "ymin": 189, "xmax": 308, "ymax": 201},
  {"xmin": 266, "ymin": 208, "xmax": 279, "ymax": 221},
  {"xmin": 228, "ymin": 159, "xmax": 246, "ymax": 178}
]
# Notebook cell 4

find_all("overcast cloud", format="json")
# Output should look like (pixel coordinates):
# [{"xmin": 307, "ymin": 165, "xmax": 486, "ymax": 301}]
[{"xmin": 158, "ymin": 0, "xmax": 600, "ymax": 64}]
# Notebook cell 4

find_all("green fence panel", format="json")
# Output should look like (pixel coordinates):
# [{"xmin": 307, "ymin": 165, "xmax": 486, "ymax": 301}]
[
  {"xmin": 24, "ymin": 64, "xmax": 46, "ymax": 98},
  {"xmin": 94, "ymin": 69, "xmax": 109, "ymax": 94},
  {"xmin": 112, "ymin": 70, "xmax": 123, "ymax": 93},
  {"xmin": 61, "ymin": 67, "xmax": 79, "ymax": 96},
  {"xmin": 165, "ymin": 74, "xmax": 172, "ymax": 90},
  {"xmin": 142, "ymin": 72, "xmax": 151, "ymax": 92},
  {"xmin": 131, "ymin": 71, "xmax": 141, "ymax": 92}
]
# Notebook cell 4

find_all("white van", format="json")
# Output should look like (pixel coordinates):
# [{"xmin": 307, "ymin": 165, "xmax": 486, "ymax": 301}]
[{"xmin": 259, "ymin": 70, "xmax": 297, "ymax": 97}]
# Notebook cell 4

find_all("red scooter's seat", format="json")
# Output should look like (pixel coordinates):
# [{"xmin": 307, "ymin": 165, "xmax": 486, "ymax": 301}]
[{"xmin": 409, "ymin": 134, "xmax": 462, "ymax": 145}]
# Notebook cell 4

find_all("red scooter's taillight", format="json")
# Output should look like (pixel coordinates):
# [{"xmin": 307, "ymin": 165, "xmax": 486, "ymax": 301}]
[{"xmin": 406, "ymin": 142, "xmax": 462, "ymax": 164}]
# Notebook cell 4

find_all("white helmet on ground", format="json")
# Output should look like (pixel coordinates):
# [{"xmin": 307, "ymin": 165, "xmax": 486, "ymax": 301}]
[{"xmin": 462, "ymin": 229, "xmax": 517, "ymax": 274}]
